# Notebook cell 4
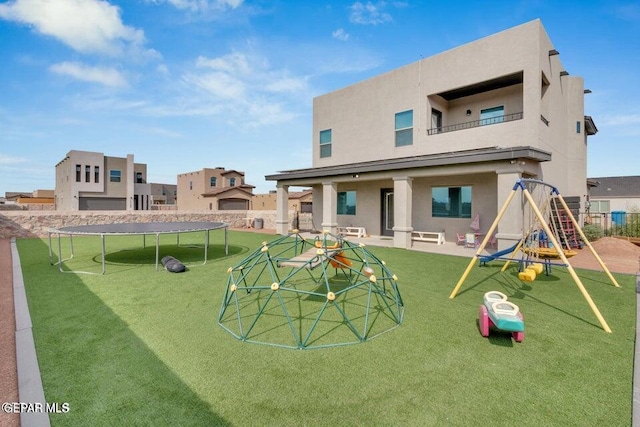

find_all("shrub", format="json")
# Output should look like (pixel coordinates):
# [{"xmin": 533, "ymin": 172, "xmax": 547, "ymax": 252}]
[{"xmin": 582, "ymin": 224, "xmax": 603, "ymax": 241}]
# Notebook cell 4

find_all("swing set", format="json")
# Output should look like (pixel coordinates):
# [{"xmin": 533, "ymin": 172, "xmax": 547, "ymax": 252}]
[{"xmin": 450, "ymin": 179, "xmax": 620, "ymax": 333}]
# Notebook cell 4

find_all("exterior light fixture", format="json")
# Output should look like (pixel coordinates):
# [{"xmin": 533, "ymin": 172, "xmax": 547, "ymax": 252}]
[
  {"xmin": 466, "ymin": 109, "xmax": 472, "ymax": 116},
  {"xmin": 584, "ymin": 89, "xmax": 592, "ymax": 94},
  {"xmin": 560, "ymin": 71, "xmax": 569, "ymax": 76},
  {"xmin": 548, "ymin": 49, "xmax": 560, "ymax": 56}
]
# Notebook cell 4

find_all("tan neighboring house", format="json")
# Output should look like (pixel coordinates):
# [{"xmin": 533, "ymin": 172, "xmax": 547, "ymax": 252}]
[
  {"xmin": 55, "ymin": 150, "xmax": 156, "ymax": 211},
  {"xmin": 266, "ymin": 20, "xmax": 597, "ymax": 250},
  {"xmin": 177, "ymin": 167, "xmax": 255, "ymax": 210},
  {"xmin": 149, "ymin": 183, "xmax": 177, "ymax": 206},
  {"xmin": 253, "ymin": 189, "xmax": 313, "ymax": 212}
]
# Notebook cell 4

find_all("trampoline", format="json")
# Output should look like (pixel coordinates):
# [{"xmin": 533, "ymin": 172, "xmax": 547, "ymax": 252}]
[{"xmin": 48, "ymin": 221, "xmax": 229, "ymax": 274}]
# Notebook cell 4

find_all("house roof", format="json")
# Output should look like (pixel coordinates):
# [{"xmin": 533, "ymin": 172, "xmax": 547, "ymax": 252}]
[
  {"xmin": 201, "ymin": 185, "xmax": 255, "ymax": 198},
  {"xmin": 266, "ymin": 146, "xmax": 551, "ymax": 182},
  {"xmin": 289, "ymin": 190, "xmax": 313, "ymax": 199},
  {"xmin": 588, "ymin": 176, "xmax": 640, "ymax": 198},
  {"xmin": 220, "ymin": 169, "xmax": 245, "ymax": 176}
]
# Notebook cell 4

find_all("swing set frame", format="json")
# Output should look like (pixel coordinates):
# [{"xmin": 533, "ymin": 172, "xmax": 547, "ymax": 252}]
[{"xmin": 449, "ymin": 179, "xmax": 620, "ymax": 333}]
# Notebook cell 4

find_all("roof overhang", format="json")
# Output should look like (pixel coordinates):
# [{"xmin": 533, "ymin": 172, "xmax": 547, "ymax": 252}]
[
  {"xmin": 435, "ymin": 71, "xmax": 524, "ymax": 101},
  {"xmin": 266, "ymin": 146, "xmax": 551, "ymax": 182},
  {"xmin": 584, "ymin": 116, "xmax": 598, "ymax": 135}
]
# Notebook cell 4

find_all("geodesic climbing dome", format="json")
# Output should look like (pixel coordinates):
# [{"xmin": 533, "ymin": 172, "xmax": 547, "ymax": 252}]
[{"xmin": 218, "ymin": 231, "xmax": 404, "ymax": 349}]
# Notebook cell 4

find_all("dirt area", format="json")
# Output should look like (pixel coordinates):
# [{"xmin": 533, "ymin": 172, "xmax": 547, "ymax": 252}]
[{"xmin": 570, "ymin": 237, "xmax": 640, "ymax": 275}]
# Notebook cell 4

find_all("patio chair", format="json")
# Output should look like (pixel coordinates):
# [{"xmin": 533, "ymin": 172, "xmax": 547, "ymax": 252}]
[
  {"xmin": 456, "ymin": 233, "xmax": 466, "ymax": 246},
  {"xmin": 464, "ymin": 233, "xmax": 476, "ymax": 248}
]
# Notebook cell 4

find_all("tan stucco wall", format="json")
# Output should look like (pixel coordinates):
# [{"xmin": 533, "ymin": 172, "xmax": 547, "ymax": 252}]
[{"xmin": 0, "ymin": 210, "xmax": 311, "ymax": 239}]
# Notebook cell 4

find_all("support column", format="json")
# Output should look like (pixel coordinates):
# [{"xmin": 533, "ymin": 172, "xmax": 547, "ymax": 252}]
[
  {"xmin": 496, "ymin": 171, "xmax": 522, "ymax": 250},
  {"xmin": 275, "ymin": 184, "xmax": 289, "ymax": 235},
  {"xmin": 126, "ymin": 154, "xmax": 134, "ymax": 211},
  {"xmin": 321, "ymin": 182, "xmax": 338, "ymax": 235},
  {"xmin": 393, "ymin": 176, "xmax": 413, "ymax": 249}
]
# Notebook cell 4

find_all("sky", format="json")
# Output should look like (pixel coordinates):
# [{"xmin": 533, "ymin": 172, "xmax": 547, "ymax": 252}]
[{"xmin": 1, "ymin": 0, "xmax": 639, "ymax": 195}]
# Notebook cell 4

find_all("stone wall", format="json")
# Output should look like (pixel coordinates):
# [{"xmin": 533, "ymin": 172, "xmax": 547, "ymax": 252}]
[{"xmin": 0, "ymin": 210, "xmax": 315, "ymax": 239}]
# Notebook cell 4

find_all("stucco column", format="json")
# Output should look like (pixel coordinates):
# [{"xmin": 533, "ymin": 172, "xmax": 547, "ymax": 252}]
[
  {"xmin": 126, "ymin": 154, "xmax": 134, "ymax": 211},
  {"xmin": 393, "ymin": 176, "xmax": 413, "ymax": 249},
  {"xmin": 495, "ymin": 171, "xmax": 523, "ymax": 250},
  {"xmin": 321, "ymin": 182, "xmax": 338, "ymax": 235},
  {"xmin": 275, "ymin": 184, "xmax": 289, "ymax": 235}
]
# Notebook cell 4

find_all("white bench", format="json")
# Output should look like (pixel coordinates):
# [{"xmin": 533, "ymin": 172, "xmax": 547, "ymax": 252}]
[
  {"xmin": 411, "ymin": 231, "xmax": 445, "ymax": 245},
  {"xmin": 337, "ymin": 226, "xmax": 367, "ymax": 238}
]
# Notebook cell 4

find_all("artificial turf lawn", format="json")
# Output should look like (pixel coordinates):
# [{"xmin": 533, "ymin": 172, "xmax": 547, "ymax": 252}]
[{"xmin": 18, "ymin": 231, "xmax": 637, "ymax": 426}]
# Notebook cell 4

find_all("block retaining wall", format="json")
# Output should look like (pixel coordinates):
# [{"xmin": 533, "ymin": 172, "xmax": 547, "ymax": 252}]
[{"xmin": 0, "ymin": 211, "xmax": 315, "ymax": 239}]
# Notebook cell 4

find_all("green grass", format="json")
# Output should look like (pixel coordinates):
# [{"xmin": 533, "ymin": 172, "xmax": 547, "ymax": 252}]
[{"xmin": 18, "ymin": 231, "xmax": 637, "ymax": 426}]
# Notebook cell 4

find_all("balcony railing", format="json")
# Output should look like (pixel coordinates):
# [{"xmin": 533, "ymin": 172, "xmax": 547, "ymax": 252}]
[{"xmin": 427, "ymin": 112, "xmax": 523, "ymax": 135}]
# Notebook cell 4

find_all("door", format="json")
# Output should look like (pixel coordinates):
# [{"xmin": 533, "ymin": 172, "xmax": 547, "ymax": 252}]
[{"xmin": 381, "ymin": 189, "xmax": 394, "ymax": 237}]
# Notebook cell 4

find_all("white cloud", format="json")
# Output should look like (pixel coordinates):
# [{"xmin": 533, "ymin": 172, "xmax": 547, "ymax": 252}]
[
  {"xmin": 599, "ymin": 113, "xmax": 640, "ymax": 127},
  {"xmin": 332, "ymin": 28, "xmax": 350, "ymax": 41},
  {"xmin": 349, "ymin": 1, "xmax": 392, "ymax": 25},
  {"xmin": 148, "ymin": 0, "xmax": 243, "ymax": 12},
  {"xmin": 49, "ymin": 61, "xmax": 128, "ymax": 87},
  {"xmin": 0, "ymin": 153, "xmax": 27, "ymax": 165},
  {"xmin": 0, "ymin": 0, "xmax": 150, "ymax": 56},
  {"xmin": 182, "ymin": 50, "xmax": 310, "ymax": 126}
]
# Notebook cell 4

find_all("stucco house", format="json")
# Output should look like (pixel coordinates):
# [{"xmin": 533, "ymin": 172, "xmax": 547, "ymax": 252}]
[
  {"xmin": 588, "ymin": 176, "xmax": 640, "ymax": 214},
  {"xmin": 55, "ymin": 150, "xmax": 155, "ymax": 211},
  {"xmin": 177, "ymin": 167, "xmax": 255, "ymax": 210},
  {"xmin": 266, "ymin": 20, "xmax": 598, "ymax": 250}
]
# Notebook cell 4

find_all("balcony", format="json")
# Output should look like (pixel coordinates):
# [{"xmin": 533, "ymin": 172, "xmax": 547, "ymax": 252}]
[{"xmin": 427, "ymin": 112, "xmax": 523, "ymax": 136}]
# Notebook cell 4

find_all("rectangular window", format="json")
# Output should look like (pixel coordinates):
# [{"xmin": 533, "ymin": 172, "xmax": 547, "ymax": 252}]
[
  {"xmin": 75, "ymin": 164, "xmax": 81, "ymax": 182},
  {"xmin": 85, "ymin": 165, "xmax": 90, "ymax": 182},
  {"xmin": 480, "ymin": 106, "xmax": 504, "ymax": 126},
  {"xmin": 576, "ymin": 121, "xmax": 581, "ymax": 134},
  {"xmin": 432, "ymin": 186, "xmax": 472, "ymax": 218},
  {"xmin": 210, "ymin": 177, "xmax": 217, "ymax": 187},
  {"xmin": 109, "ymin": 170, "xmax": 121, "ymax": 183},
  {"xmin": 590, "ymin": 200, "xmax": 610, "ymax": 213},
  {"xmin": 229, "ymin": 177, "xmax": 236, "ymax": 186},
  {"xmin": 337, "ymin": 191, "xmax": 356, "ymax": 215},
  {"xmin": 136, "ymin": 172, "xmax": 143, "ymax": 183},
  {"xmin": 395, "ymin": 110, "xmax": 413, "ymax": 146},
  {"xmin": 320, "ymin": 129, "xmax": 332, "ymax": 158},
  {"xmin": 94, "ymin": 166, "xmax": 100, "ymax": 183}
]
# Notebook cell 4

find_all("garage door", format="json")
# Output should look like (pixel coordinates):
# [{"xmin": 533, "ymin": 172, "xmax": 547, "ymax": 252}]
[
  {"xmin": 218, "ymin": 198, "xmax": 248, "ymax": 210},
  {"xmin": 79, "ymin": 197, "xmax": 126, "ymax": 210}
]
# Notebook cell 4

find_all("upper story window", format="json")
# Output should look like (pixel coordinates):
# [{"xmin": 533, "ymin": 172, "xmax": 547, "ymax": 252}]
[
  {"xmin": 229, "ymin": 177, "xmax": 236, "ymax": 187},
  {"xmin": 480, "ymin": 106, "xmax": 504, "ymax": 126},
  {"xmin": 94, "ymin": 166, "xmax": 100, "ymax": 183},
  {"xmin": 395, "ymin": 110, "xmax": 413, "ymax": 146},
  {"xmin": 320, "ymin": 129, "xmax": 332, "ymax": 158},
  {"xmin": 109, "ymin": 170, "xmax": 121, "ymax": 183},
  {"xmin": 189, "ymin": 181, "xmax": 192, "ymax": 190},
  {"xmin": 589, "ymin": 200, "xmax": 610, "ymax": 213},
  {"xmin": 136, "ymin": 172, "xmax": 143, "ymax": 183},
  {"xmin": 337, "ymin": 191, "xmax": 356, "ymax": 215},
  {"xmin": 75, "ymin": 164, "xmax": 81, "ymax": 182},
  {"xmin": 210, "ymin": 177, "xmax": 217, "ymax": 187},
  {"xmin": 85, "ymin": 165, "xmax": 91, "ymax": 182}
]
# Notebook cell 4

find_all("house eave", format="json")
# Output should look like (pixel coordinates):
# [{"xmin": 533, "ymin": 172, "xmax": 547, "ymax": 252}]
[{"xmin": 266, "ymin": 146, "xmax": 551, "ymax": 182}]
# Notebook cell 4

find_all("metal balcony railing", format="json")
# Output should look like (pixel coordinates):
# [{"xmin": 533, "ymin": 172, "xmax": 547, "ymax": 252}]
[{"xmin": 427, "ymin": 112, "xmax": 523, "ymax": 135}]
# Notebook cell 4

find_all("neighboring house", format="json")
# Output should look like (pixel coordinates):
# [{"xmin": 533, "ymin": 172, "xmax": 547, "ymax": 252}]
[
  {"xmin": 253, "ymin": 189, "xmax": 313, "ymax": 212},
  {"xmin": 55, "ymin": 150, "xmax": 154, "ymax": 211},
  {"xmin": 588, "ymin": 176, "xmax": 640, "ymax": 213},
  {"xmin": 149, "ymin": 183, "xmax": 177, "ymax": 206},
  {"xmin": 177, "ymin": 167, "xmax": 255, "ymax": 210},
  {"xmin": 266, "ymin": 20, "xmax": 598, "ymax": 249}
]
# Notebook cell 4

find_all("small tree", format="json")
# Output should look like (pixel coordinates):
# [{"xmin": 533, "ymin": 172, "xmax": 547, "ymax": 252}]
[{"xmin": 582, "ymin": 223, "xmax": 603, "ymax": 242}]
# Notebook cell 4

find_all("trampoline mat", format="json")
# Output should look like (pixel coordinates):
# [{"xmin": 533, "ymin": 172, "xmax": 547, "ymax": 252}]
[{"xmin": 54, "ymin": 221, "xmax": 228, "ymax": 235}]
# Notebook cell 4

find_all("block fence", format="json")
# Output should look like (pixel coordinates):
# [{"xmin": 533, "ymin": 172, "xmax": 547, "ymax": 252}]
[{"xmin": 0, "ymin": 211, "xmax": 314, "ymax": 239}]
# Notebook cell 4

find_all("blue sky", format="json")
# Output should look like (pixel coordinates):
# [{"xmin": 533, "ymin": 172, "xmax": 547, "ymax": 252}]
[{"xmin": 1, "ymin": 0, "xmax": 639, "ymax": 195}]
